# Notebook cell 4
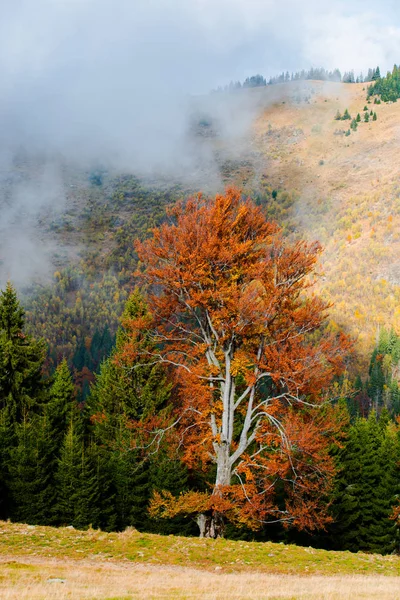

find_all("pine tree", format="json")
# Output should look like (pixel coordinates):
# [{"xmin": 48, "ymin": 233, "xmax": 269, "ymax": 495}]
[
  {"xmin": 350, "ymin": 118, "xmax": 358, "ymax": 131},
  {"xmin": 111, "ymin": 447, "xmax": 150, "ymax": 530},
  {"xmin": 55, "ymin": 414, "xmax": 100, "ymax": 528},
  {"xmin": 331, "ymin": 413, "xmax": 399, "ymax": 553},
  {"xmin": 0, "ymin": 282, "xmax": 46, "ymax": 423},
  {"xmin": 8, "ymin": 415, "xmax": 55, "ymax": 524},
  {"xmin": 356, "ymin": 113, "xmax": 361, "ymax": 123},
  {"xmin": 47, "ymin": 359, "xmax": 75, "ymax": 449},
  {"xmin": 0, "ymin": 283, "xmax": 47, "ymax": 522},
  {"xmin": 147, "ymin": 448, "xmax": 193, "ymax": 535},
  {"xmin": 87, "ymin": 290, "xmax": 177, "ymax": 530}
]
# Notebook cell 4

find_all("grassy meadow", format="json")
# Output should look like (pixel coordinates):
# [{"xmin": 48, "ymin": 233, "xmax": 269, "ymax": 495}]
[{"xmin": 0, "ymin": 521, "xmax": 399, "ymax": 599}]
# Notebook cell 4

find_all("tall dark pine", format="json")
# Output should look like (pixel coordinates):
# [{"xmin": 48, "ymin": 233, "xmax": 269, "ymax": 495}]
[
  {"xmin": 8, "ymin": 415, "xmax": 54, "ymax": 524},
  {"xmin": 47, "ymin": 359, "xmax": 75, "ymax": 450},
  {"xmin": 87, "ymin": 290, "xmax": 185, "ymax": 530},
  {"xmin": 0, "ymin": 282, "xmax": 47, "ymax": 520},
  {"xmin": 331, "ymin": 413, "xmax": 399, "ymax": 553},
  {"xmin": 0, "ymin": 282, "xmax": 46, "ymax": 422}
]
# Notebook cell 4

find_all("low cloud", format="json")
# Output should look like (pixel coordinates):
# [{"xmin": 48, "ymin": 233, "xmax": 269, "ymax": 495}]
[{"xmin": 1, "ymin": 0, "xmax": 400, "ymax": 287}]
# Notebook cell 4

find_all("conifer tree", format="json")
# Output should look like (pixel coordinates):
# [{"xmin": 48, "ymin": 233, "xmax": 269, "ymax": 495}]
[
  {"xmin": 88, "ymin": 290, "xmax": 172, "ymax": 436},
  {"xmin": 0, "ymin": 282, "xmax": 46, "ymax": 422},
  {"xmin": 0, "ymin": 283, "xmax": 47, "ymax": 521},
  {"xmin": 55, "ymin": 413, "xmax": 101, "ymax": 528},
  {"xmin": 147, "ymin": 448, "xmax": 193, "ymax": 535},
  {"xmin": 87, "ymin": 290, "xmax": 179, "ymax": 530},
  {"xmin": 331, "ymin": 413, "xmax": 399, "ymax": 553},
  {"xmin": 0, "ymin": 409, "xmax": 12, "ymax": 519},
  {"xmin": 47, "ymin": 359, "xmax": 75, "ymax": 449},
  {"xmin": 8, "ymin": 415, "xmax": 54, "ymax": 524},
  {"xmin": 350, "ymin": 118, "xmax": 358, "ymax": 131},
  {"xmin": 110, "ymin": 447, "xmax": 150, "ymax": 530}
]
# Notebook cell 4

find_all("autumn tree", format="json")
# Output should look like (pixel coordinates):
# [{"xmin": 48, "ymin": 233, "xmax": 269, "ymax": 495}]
[{"xmin": 120, "ymin": 188, "xmax": 350, "ymax": 538}]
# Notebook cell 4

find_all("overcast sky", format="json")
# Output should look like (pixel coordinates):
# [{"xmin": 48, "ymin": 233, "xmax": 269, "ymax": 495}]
[{"xmin": 0, "ymin": 0, "xmax": 399, "ymax": 167}]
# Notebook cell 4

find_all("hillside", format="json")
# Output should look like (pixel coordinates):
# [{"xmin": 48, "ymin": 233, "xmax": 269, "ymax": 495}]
[
  {"xmin": 0, "ymin": 521, "xmax": 399, "ymax": 599},
  {"xmin": 1, "ymin": 80, "xmax": 400, "ymax": 373},
  {"xmin": 245, "ymin": 80, "xmax": 400, "ymax": 363}
]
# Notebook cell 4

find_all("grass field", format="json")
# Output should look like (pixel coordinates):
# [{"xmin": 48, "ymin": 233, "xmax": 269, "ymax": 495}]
[{"xmin": 0, "ymin": 521, "xmax": 399, "ymax": 599}]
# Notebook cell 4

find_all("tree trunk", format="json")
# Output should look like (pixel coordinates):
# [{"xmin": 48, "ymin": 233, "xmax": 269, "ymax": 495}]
[
  {"xmin": 196, "ymin": 512, "xmax": 225, "ymax": 538},
  {"xmin": 196, "ymin": 443, "xmax": 232, "ymax": 539},
  {"xmin": 215, "ymin": 443, "xmax": 231, "ymax": 488}
]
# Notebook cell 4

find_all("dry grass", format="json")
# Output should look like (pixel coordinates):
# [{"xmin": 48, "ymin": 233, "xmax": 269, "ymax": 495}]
[
  {"xmin": 0, "ymin": 522, "xmax": 400, "ymax": 598},
  {"xmin": 0, "ymin": 557, "xmax": 400, "ymax": 599},
  {"xmin": 238, "ymin": 80, "xmax": 400, "ymax": 364}
]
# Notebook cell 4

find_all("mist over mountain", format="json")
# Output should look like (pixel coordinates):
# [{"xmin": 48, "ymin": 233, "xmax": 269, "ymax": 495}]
[{"xmin": 1, "ymin": 0, "xmax": 400, "ymax": 311}]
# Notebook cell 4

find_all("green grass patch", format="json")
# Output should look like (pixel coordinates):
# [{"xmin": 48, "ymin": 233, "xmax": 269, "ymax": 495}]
[{"xmin": 0, "ymin": 521, "xmax": 399, "ymax": 577}]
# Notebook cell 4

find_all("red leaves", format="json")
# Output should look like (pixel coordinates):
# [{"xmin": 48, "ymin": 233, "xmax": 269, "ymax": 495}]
[{"xmin": 118, "ymin": 188, "xmax": 352, "ymax": 533}]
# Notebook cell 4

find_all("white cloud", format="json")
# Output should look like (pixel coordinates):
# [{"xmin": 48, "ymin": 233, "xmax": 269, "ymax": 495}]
[{"xmin": 0, "ymin": 0, "xmax": 398, "ymax": 169}]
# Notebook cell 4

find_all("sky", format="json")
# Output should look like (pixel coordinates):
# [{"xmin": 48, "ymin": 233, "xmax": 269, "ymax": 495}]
[{"xmin": 1, "ymin": 0, "xmax": 400, "ymax": 286}]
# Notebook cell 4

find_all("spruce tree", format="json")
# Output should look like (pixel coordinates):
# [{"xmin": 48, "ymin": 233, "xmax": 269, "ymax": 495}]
[
  {"xmin": 55, "ymin": 413, "xmax": 99, "ymax": 528},
  {"xmin": 331, "ymin": 413, "xmax": 399, "ymax": 553},
  {"xmin": 111, "ymin": 447, "xmax": 150, "ymax": 530},
  {"xmin": 88, "ymin": 290, "xmax": 172, "ymax": 435},
  {"xmin": 147, "ymin": 448, "xmax": 193, "ymax": 535},
  {"xmin": 0, "ymin": 408, "xmax": 13, "ymax": 518},
  {"xmin": 87, "ymin": 290, "xmax": 185, "ymax": 531},
  {"xmin": 47, "ymin": 359, "xmax": 75, "ymax": 450},
  {"xmin": 0, "ymin": 282, "xmax": 46, "ymax": 423},
  {"xmin": 8, "ymin": 415, "xmax": 55, "ymax": 524},
  {"xmin": 0, "ymin": 283, "xmax": 47, "ymax": 522}
]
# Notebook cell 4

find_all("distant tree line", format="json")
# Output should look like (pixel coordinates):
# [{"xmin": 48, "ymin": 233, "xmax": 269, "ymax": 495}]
[{"xmin": 214, "ymin": 66, "xmax": 381, "ymax": 93}]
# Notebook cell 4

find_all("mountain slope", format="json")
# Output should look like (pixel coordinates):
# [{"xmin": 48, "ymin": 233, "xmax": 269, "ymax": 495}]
[{"xmin": 241, "ymin": 81, "xmax": 400, "ymax": 363}]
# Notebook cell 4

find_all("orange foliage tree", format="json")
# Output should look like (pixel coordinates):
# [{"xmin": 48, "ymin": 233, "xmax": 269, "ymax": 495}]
[{"xmin": 120, "ymin": 188, "xmax": 350, "ymax": 537}]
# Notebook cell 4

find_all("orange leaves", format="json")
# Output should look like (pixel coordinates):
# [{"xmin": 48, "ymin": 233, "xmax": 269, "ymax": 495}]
[
  {"xmin": 391, "ymin": 503, "xmax": 400, "ymax": 526},
  {"xmin": 230, "ymin": 350, "xmax": 253, "ymax": 377},
  {"xmin": 117, "ymin": 188, "xmax": 352, "ymax": 534},
  {"xmin": 149, "ymin": 489, "xmax": 232, "ymax": 521}
]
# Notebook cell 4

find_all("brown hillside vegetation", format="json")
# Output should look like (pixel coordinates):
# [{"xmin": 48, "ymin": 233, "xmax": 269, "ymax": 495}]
[{"xmin": 231, "ymin": 81, "xmax": 400, "ymax": 363}]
